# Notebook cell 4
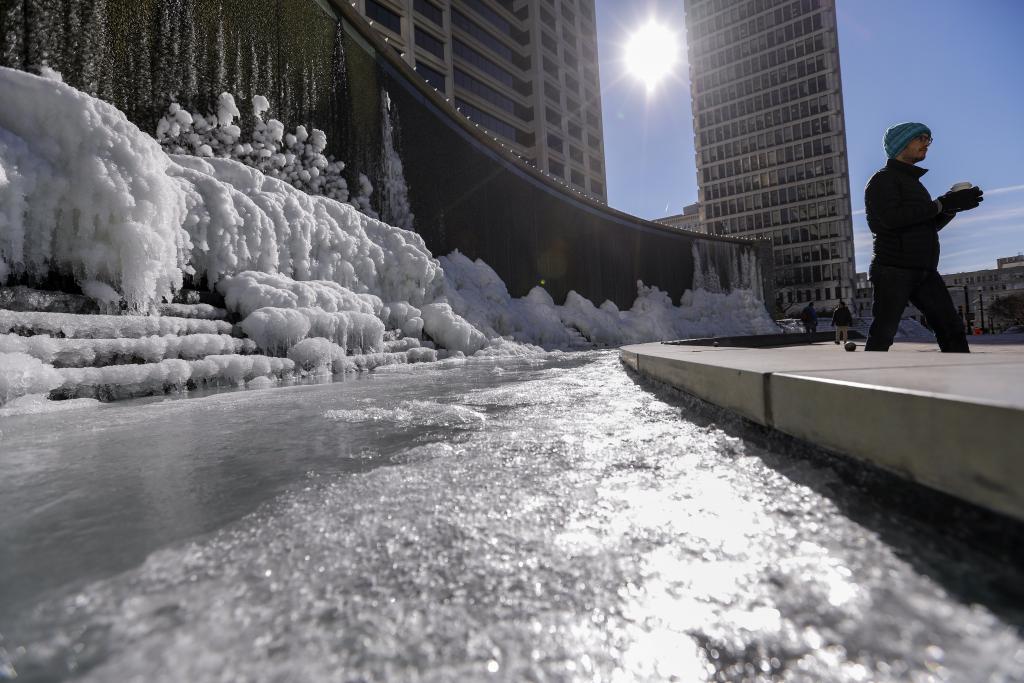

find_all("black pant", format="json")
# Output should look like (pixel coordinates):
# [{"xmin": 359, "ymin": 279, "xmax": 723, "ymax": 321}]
[{"xmin": 866, "ymin": 264, "xmax": 969, "ymax": 352}]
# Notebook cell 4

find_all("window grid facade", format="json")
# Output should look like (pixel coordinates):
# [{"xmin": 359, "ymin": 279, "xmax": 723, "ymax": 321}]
[
  {"xmin": 354, "ymin": 0, "xmax": 608, "ymax": 201},
  {"xmin": 684, "ymin": 0, "xmax": 856, "ymax": 312}
]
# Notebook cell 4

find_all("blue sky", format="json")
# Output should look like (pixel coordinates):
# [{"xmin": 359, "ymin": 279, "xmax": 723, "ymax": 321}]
[{"xmin": 596, "ymin": 0, "xmax": 1024, "ymax": 275}]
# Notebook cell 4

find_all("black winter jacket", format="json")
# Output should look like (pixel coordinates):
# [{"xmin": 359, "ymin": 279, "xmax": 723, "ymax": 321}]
[
  {"xmin": 831, "ymin": 306, "xmax": 853, "ymax": 326},
  {"xmin": 864, "ymin": 158, "xmax": 955, "ymax": 270}
]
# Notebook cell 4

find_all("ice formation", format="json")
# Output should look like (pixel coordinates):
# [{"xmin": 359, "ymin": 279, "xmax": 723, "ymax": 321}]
[
  {"xmin": 0, "ymin": 67, "xmax": 185, "ymax": 311},
  {"xmin": 0, "ymin": 67, "xmax": 781, "ymax": 406},
  {"xmin": 156, "ymin": 94, "xmax": 349, "ymax": 202}
]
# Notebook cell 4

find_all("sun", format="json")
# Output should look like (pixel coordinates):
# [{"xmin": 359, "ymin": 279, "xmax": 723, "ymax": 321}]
[{"xmin": 624, "ymin": 20, "xmax": 681, "ymax": 93}]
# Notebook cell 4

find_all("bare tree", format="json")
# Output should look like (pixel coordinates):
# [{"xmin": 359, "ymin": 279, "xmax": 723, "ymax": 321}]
[{"xmin": 988, "ymin": 292, "xmax": 1024, "ymax": 325}]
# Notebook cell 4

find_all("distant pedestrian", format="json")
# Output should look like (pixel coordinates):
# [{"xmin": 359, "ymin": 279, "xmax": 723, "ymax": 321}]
[
  {"xmin": 832, "ymin": 300, "xmax": 853, "ymax": 345},
  {"xmin": 800, "ymin": 302, "xmax": 818, "ymax": 339},
  {"xmin": 864, "ymin": 122, "xmax": 983, "ymax": 352}
]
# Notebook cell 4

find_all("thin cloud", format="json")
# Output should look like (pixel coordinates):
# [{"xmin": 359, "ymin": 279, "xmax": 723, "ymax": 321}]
[
  {"xmin": 949, "ymin": 205, "xmax": 1024, "ymax": 225},
  {"xmin": 986, "ymin": 184, "xmax": 1024, "ymax": 196}
]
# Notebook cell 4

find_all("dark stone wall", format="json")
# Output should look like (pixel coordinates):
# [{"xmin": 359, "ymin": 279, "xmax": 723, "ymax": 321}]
[{"xmin": 0, "ymin": 0, "xmax": 774, "ymax": 310}]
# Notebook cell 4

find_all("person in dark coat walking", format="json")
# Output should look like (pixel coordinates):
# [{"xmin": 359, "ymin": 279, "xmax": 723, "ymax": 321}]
[
  {"xmin": 800, "ymin": 302, "xmax": 818, "ymax": 339},
  {"xmin": 864, "ymin": 122, "xmax": 983, "ymax": 352},
  {"xmin": 831, "ymin": 300, "xmax": 853, "ymax": 345}
]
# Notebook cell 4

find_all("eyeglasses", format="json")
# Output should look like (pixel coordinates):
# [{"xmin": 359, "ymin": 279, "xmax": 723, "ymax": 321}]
[{"xmin": 914, "ymin": 134, "xmax": 933, "ymax": 144}]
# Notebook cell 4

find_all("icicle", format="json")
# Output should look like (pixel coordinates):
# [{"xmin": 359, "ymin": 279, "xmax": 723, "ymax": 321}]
[{"xmin": 378, "ymin": 89, "xmax": 414, "ymax": 230}]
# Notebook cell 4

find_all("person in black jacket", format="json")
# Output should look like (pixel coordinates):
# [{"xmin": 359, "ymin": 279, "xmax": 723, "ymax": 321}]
[
  {"xmin": 863, "ymin": 122, "xmax": 983, "ymax": 352},
  {"xmin": 831, "ymin": 300, "xmax": 853, "ymax": 345}
]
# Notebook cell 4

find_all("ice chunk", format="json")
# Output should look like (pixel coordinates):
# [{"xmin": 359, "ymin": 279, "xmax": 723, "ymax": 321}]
[
  {"xmin": 287, "ymin": 338, "xmax": 346, "ymax": 374},
  {"xmin": 217, "ymin": 271, "xmax": 381, "ymax": 319},
  {"xmin": 421, "ymin": 303, "xmax": 488, "ymax": 356},
  {"xmin": 238, "ymin": 308, "xmax": 311, "ymax": 355},
  {"xmin": 0, "ymin": 351, "xmax": 62, "ymax": 405}
]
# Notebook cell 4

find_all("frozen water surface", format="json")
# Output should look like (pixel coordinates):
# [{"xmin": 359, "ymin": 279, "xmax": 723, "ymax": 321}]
[{"xmin": 1, "ymin": 351, "xmax": 1023, "ymax": 682}]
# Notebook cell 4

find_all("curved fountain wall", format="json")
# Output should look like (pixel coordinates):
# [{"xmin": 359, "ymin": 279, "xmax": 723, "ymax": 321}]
[{"xmin": 0, "ymin": 0, "xmax": 774, "ymax": 310}]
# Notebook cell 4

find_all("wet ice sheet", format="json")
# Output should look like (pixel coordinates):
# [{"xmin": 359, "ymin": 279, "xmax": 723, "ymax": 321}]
[{"xmin": 2, "ymin": 352, "xmax": 1023, "ymax": 681}]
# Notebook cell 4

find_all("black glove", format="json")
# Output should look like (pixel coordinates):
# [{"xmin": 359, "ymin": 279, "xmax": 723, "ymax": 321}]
[{"xmin": 938, "ymin": 186, "xmax": 984, "ymax": 213}]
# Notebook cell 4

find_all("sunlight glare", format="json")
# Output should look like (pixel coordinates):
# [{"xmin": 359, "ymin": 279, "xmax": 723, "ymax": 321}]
[{"xmin": 624, "ymin": 21, "xmax": 680, "ymax": 93}]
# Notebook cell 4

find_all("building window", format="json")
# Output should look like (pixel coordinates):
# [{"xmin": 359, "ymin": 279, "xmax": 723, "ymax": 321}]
[
  {"xmin": 569, "ymin": 146, "xmax": 583, "ymax": 163},
  {"xmin": 549, "ymin": 159, "xmax": 565, "ymax": 177},
  {"xmin": 414, "ymin": 0, "xmax": 443, "ymax": 27},
  {"xmin": 453, "ymin": 38, "xmax": 515, "ymax": 87},
  {"xmin": 571, "ymin": 169, "xmax": 585, "ymax": 186},
  {"xmin": 452, "ymin": 9, "xmax": 514, "ymax": 61},
  {"xmin": 591, "ymin": 179, "xmax": 604, "ymax": 195},
  {"xmin": 366, "ymin": 0, "xmax": 402, "ymax": 34},
  {"xmin": 455, "ymin": 98, "xmax": 519, "ymax": 142},
  {"xmin": 416, "ymin": 61, "xmax": 446, "ymax": 91},
  {"xmin": 547, "ymin": 131, "xmax": 564, "ymax": 152},
  {"xmin": 541, "ymin": 31, "xmax": 558, "ymax": 54},
  {"xmin": 462, "ymin": 0, "xmax": 513, "ymax": 38},
  {"xmin": 454, "ymin": 68, "xmax": 518, "ymax": 117},
  {"xmin": 415, "ymin": 26, "xmax": 445, "ymax": 60}
]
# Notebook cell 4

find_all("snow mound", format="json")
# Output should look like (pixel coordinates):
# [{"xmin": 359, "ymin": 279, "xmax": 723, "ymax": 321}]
[
  {"xmin": 0, "ymin": 67, "xmax": 444, "ymax": 311},
  {"xmin": 0, "ymin": 351, "xmax": 62, "ymax": 405},
  {"xmin": 440, "ymin": 251, "xmax": 779, "ymax": 348},
  {"xmin": 170, "ymin": 155, "xmax": 443, "ymax": 304},
  {"xmin": 218, "ymin": 271, "xmax": 381, "ymax": 319}
]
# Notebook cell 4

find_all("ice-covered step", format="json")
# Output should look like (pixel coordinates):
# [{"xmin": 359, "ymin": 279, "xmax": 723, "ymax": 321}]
[
  {"xmin": 0, "ymin": 286, "xmax": 99, "ymax": 314},
  {"xmin": 0, "ymin": 333, "xmax": 256, "ymax": 368},
  {"xmin": 52, "ymin": 355, "xmax": 296, "ymax": 401},
  {"xmin": 382, "ymin": 336, "xmax": 423, "ymax": 353},
  {"xmin": 155, "ymin": 303, "xmax": 228, "ymax": 320},
  {"xmin": 0, "ymin": 310, "xmax": 232, "ymax": 339}
]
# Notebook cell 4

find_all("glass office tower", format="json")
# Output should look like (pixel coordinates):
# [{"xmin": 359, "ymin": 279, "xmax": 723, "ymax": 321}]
[{"xmin": 683, "ymin": 0, "xmax": 856, "ymax": 312}]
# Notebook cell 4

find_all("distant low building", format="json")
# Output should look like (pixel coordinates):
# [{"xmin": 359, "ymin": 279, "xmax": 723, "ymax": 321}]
[
  {"xmin": 653, "ymin": 202, "xmax": 701, "ymax": 232},
  {"xmin": 855, "ymin": 255, "xmax": 1024, "ymax": 332},
  {"xmin": 997, "ymin": 254, "xmax": 1024, "ymax": 270}
]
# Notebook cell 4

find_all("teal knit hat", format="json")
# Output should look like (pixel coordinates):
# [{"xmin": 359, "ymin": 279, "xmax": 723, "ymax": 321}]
[{"xmin": 883, "ymin": 122, "xmax": 931, "ymax": 158}]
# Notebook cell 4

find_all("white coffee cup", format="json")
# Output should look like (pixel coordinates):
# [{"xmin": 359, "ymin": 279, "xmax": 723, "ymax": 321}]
[{"xmin": 950, "ymin": 182, "xmax": 973, "ymax": 192}]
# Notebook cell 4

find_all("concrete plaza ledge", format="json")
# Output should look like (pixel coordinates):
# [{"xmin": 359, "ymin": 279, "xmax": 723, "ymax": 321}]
[{"xmin": 621, "ymin": 339, "xmax": 1024, "ymax": 522}]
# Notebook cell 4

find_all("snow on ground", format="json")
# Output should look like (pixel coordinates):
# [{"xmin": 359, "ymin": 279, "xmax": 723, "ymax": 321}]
[{"xmin": 0, "ymin": 67, "xmax": 780, "ymax": 406}]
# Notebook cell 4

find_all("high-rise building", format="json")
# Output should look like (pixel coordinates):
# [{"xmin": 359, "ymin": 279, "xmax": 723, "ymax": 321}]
[
  {"xmin": 355, "ymin": 0, "xmax": 608, "ymax": 201},
  {"xmin": 682, "ymin": 0, "xmax": 856, "ymax": 313}
]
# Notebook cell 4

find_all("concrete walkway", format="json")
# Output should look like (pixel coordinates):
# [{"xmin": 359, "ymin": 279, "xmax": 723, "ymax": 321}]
[{"xmin": 621, "ymin": 338, "xmax": 1024, "ymax": 522}]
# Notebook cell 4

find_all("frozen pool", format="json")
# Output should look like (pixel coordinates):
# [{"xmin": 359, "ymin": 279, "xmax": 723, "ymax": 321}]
[{"xmin": 1, "ymin": 351, "xmax": 1022, "ymax": 681}]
